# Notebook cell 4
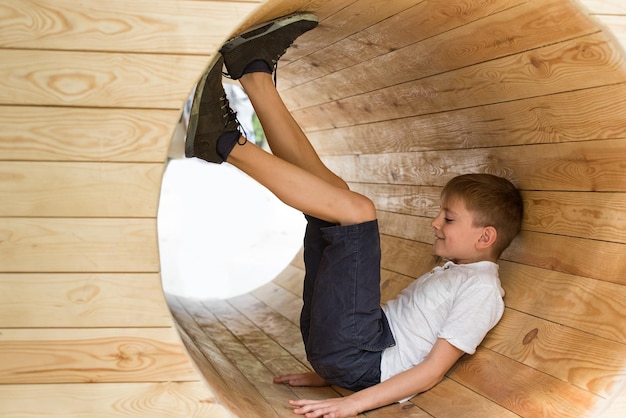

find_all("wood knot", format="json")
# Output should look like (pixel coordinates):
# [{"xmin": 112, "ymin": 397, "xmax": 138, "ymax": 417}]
[
  {"xmin": 401, "ymin": 404, "xmax": 415, "ymax": 410},
  {"xmin": 523, "ymin": 328, "xmax": 539, "ymax": 345}
]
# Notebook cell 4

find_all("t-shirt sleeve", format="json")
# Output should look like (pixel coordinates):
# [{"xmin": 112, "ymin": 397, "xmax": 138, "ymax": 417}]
[{"xmin": 438, "ymin": 283, "xmax": 504, "ymax": 354}]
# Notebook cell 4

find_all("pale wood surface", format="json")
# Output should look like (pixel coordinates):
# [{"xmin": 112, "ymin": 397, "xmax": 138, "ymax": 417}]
[
  {"xmin": 0, "ymin": 273, "xmax": 172, "ymax": 328},
  {"xmin": 1, "ymin": 0, "xmax": 626, "ymax": 417},
  {"xmin": 0, "ymin": 107, "xmax": 179, "ymax": 162},
  {"xmin": 0, "ymin": 0, "xmax": 265, "ymax": 416},
  {"xmin": 0, "ymin": 382, "xmax": 233, "ymax": 418}
]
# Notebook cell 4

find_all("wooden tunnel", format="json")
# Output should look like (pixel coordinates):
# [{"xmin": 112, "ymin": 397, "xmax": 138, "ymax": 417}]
[{"xmin": 1, "ymin": 0, "xmax": 625, "ymax": 416}]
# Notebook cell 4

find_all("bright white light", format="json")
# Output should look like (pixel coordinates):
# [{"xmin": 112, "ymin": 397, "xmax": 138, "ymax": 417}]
[{"xmin": 158, "ymin": 158, "xmax": 306, "ymax": 299}]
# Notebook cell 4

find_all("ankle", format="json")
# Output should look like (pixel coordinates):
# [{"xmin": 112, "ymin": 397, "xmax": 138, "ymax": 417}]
[
  {"xmin": 217, "ymin": 131, "xmax": 247, "ymax": 161},
  {"xmin": 242, "ymin": 59, "xmax": 272, "ymax": 76},
  {"xmin": 240, "ymin": 70, "xmax": 273, "ymax": 88}
]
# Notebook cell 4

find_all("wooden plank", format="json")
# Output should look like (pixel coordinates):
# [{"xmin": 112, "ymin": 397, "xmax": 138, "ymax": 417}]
[
  {"xmin": 167, "ymin": 295, "xmax": 281, "ymax": 418},
  {"xmin": 504, "ymin": 230, "xmax": 626, "ymax": 285},
  {"xmin": 0, "ymin": 218, "xmax": 159, "ymax": 272},
  {"xmin": 0, "ymin": 49, "xmax": 208, "ymax": 108},
  {"xmin": 237, "ymin": 0, "xmax": 357, "ymax": 46},
  {"xmin": 449, "ymin": 348, "xmax": 602, "ymax": 418},
  {"xmin": 0, "ymin": 106, "xmax": 179, "ymax": 162},
  {"xmin": 273, "ymin": 0, "xmax": 408, "ymax": 66},
  {"xmin": 413, "ymin": 377, "xmax": 519, "ymax": 418},
  {"xmin": 0, "ymin": 0, "xmax": 260, "ymax": 54},
  {"xmin": 202, "ymin": 298, "xmax": 344, "ymax": 413},
  {"xmin": 188, "ymin": 298, "xmax": 302, "ymax": 418},
  {"xmin": 522, "ymin": 190, "xmax": 626, "ymax": 242},
  {"xmin": 0, "ymin": 273, "xmax": 171, "ymax": 328},
  {"xmin": 0, "ymin": 382, "xmax": 230, "ymax": 418},
  {"xmin": 499, "ymin": 261, "xmax": 626, "ymax": 342},
  {"xmin": 290, "ymin": 33, "xmax": 626, "ymax": 127},
  {"xmin": 380, "ymin": 234, "xmax": 439, "ymax": 279},
  {"xmin": 306, "ymin": 84, "xmax": 626, "ymax": 156},
  {"xmin": 251, "ymin": 281, "xmax": 303, "ymax": 326},
  {"xmin": 0, "ymin": 328, "xmax": 198, "ymax": 383},
  {"xmin": 228, "ymin": 292, "xmax": 308, "ymax": 366},
  {"xmin": 323, "ymin": 138, "xmax": 626, "ymax": 192},
  {"xmin": 352, "ymin": 184, "xmax": 441, "ymax": 218},
  {"xmin": 484, "ymin": 309, "xmax": 626, "ymax": 398},
  {"xmin": 364, "ymin": 402, "xmax": 431, "ymax": 417},
  {"xmin": 0, "ymin": 162, "xmax": 163, "ymax": 217},
  {"xmin": 279, "ymin": 0, "xmax": 524, "ymax": 89},
  {"xmin": 282, "ymin": 0, "xmax": 597, "ymax": 106},
  {"xmin": 272, "ymin": 263, "xmax": 304, "ymax": 298},
  {"xmin": 581, "ymin": 0, "xmax": 626, "ymax": 14},
  {"xmin": 380, "ymin": 269, "xmax": 414, "ymax": 305}
]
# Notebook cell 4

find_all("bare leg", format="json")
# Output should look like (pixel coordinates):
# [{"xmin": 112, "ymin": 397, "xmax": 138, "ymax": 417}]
[
  {"xmin": 226, "ymin": 139, "xmax": 375, "ymax": 226},
  {"xmin": 239, "ymin": 72, "xmax": 348, "ymax": 190}
]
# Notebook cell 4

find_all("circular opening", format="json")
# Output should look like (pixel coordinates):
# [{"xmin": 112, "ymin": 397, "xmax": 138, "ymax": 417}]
[{"xmin": 158, "ymin": 83, "xmax": 306, "ymax": 299}]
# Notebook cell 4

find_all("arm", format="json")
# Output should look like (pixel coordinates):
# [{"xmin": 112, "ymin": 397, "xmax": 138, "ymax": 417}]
[{"xmin": 287, "ymin": 338, "xmax": 463, "ymax": 418}]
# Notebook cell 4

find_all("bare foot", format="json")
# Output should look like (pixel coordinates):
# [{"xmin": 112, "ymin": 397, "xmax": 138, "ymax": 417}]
[{"xmin": 273, "ymin": 371, "xmax": 329, "ymax": 387}]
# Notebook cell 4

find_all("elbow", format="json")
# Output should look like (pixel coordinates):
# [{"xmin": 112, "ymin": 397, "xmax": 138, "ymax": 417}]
[{"xmin": 424, "ymin": 373, "xmax": 445, "ymax": 392}]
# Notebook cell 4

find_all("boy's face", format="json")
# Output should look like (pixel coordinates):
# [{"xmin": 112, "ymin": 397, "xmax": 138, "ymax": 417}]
[{"xmin": 431, "ymin": 196, "xmax": 489, "ymax": 264}]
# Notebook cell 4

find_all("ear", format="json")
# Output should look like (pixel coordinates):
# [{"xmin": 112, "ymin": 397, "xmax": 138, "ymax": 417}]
[{"xmin": 476, "ymin": 226, "xmax": 497, "ymax": 249}]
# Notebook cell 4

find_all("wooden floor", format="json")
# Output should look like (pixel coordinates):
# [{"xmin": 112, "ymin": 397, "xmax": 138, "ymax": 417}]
[
  {"xmin": 168, "ymin": 253, "xmax": 478, "ymax": 418},
  {"xmin": 168, "ymin": 249, "xmax": 623, "ymax": 418}
]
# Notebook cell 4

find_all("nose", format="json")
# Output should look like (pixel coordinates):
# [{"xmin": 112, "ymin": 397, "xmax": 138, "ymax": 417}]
[{"xmin": 432, "ymin": 211, "xmax": 443, "ymax": 229}]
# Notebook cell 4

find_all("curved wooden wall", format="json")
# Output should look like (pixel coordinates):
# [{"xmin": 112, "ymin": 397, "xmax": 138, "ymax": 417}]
[{"xmin": 0, "ymin": 0, "xmax": 625, "ymax": 417}]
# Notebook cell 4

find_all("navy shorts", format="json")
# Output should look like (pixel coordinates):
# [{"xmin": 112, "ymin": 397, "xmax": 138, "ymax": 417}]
[{"xmin": 300, "ymin": 215, "xmax": 396, "ymax": 391}]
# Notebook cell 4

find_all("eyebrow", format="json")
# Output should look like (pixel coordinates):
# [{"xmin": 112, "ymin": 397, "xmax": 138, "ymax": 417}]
[{"xmin": 444, "ymin": 208, "xmax": 459, "ymax": 217}]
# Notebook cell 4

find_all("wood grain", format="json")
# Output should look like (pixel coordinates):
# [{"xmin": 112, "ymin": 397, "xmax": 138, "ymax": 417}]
[
  {"xmin": 282, "ymin": 0, "xmax": 597, "ymax": 106},
  {"xmin": 414, "ymin": 377, "xmax": 519, "ymax": 418},
  {"xmin": 0, "ymin": 218, "xmax": 159, "ymax": 272},
  {"xmin": 499, "ymin": 261, "xmax": 626, "ymax": 342},
  {"xmin": 305, "ymin": 84, "xmax": 626, "ymax": 156},
  {"xmin": 0, "ymin": 162, "xmax": 163, "ymax": 217},
  {"xmin": 450, "ymin": 348, "xmax": 602, "ymax": 418},
  {"xmin": 0, "ymin": 382, "xmax": 231, "ymax": 418},
  {"xmin": 168, "ymin": 295, "xmax": 282, "ymax": 418},
  {"xmin": 0, "ymin": 328, "xmax": 198, "ymax": 383},
  {"xmin": 323, "ymin": 138, "xmax": 626, "ymax": 192},
  {"xmin": 290, "ymin": 34, "xmax": 626, "ymax": 127},
  {"xmin": 0, "ymin": 49, "xmax": 208, "ymax": 109},
  {"xmin": 0, "ymin": 106, "xmax": 179, "ymax": 162},
  {"xmin": 279, "ymin": 0, "xmax": 524, "ymax": 89},
  {"xmin": 0, "ymin": 273, "xmax": 171, "ymax": 328},
  {"xmin": 484, "ymin": 309, "xmax": 626, "ymax": 398},
  {"xmin": 0, "ymin": 0, "xmax": 259, "ymax": 54}
]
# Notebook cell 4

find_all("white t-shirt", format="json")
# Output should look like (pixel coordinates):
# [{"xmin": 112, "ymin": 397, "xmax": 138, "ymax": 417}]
[{"xmin": 380, "ymin": 260, "xmax": 505, "ymax": 387}]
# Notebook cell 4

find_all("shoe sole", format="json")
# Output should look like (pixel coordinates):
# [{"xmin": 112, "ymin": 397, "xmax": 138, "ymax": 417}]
[
  {"xmin": 220, "ymin": 12, "xmax": 318, "ymax": 53},
  {"xmin": 185, "ymin": 54, "xmax": 222, "ymax": 158}
]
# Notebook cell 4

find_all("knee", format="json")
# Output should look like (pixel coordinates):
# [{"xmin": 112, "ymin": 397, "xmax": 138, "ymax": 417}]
[{"xmin": 341, "ymin": 194, "xmax": 376, "ymax": 225}]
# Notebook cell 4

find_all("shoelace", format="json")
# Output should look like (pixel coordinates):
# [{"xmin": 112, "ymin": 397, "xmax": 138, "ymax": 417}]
[{"xmin": 219, "ymin": 94, "xmax": 248, "ymax": 138}]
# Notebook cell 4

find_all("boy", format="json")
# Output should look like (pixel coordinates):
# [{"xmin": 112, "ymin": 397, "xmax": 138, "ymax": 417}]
[{"xmin": 185, "ymin": 13, "xmax": 524, "ymax": 418}]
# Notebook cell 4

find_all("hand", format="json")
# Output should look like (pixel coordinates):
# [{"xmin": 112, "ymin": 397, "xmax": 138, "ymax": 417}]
[
  {"xmin": 288, "ymin": 397, "xmax": 361, "ymax": 418},
  {"xmin": 273, "ymin": 371, "xmax": 329, "ymax": 387}
]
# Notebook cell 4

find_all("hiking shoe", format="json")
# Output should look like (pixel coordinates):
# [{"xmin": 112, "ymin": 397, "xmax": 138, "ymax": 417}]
[
  {"xmin": 220, "ymin": 12, "xmax": 318, "ymax": 80},
  {"xmin": 185, "ymin": 54, "xmax": 240, "ymax": 163}
]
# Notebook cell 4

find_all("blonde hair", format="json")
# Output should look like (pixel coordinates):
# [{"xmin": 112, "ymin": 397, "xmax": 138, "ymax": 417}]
[{"xmin": 441, "ymin": 174, "xmax": 523, "ymax": 258}]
